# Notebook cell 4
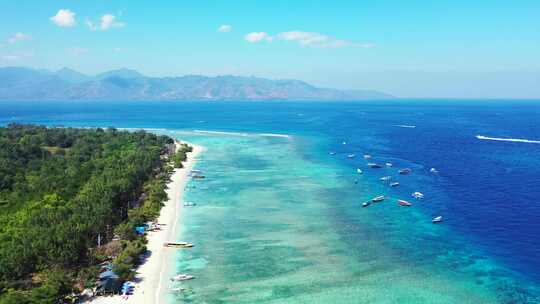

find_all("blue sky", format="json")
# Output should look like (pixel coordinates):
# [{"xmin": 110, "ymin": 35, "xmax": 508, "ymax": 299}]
[{"xmin": 0, "ymin": 0, "xmax": 539, "ymax": 98}]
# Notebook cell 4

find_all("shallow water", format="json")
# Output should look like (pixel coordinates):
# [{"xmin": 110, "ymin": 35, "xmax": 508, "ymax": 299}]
[{"xmin": 2, "ymin": 100, "xmax": 540, "ymax": 303}]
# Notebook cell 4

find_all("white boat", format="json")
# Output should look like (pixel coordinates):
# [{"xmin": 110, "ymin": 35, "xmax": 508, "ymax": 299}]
[
  {"xmin": 390, "ymin": 182, "xmax": 400, "ymax": 187},
  {"xmin": 399, "ymin": 168, "xmax": 412, "ymax": 175},
  {"xmin": 362, "ymin": 201, "xmax": 371, "ymax": 207},
  {"xmin": 183, "ymin": 201, "xmax": 196, "ymax": 207},
  {"xmin": 367, "ymin": 163, "xmax": 383, "ymax": 168},
  {"xmin": 329, "ymin": 152, "xmax": 336, "ymax": 155},
  {"xmin": 363, "ymin": 154, "xmax": 372, "ymax": 159},
  {"xmin": 171, "ymin": 274, "xmax": 195, "ymax": 282},
  {"xmin": 432, "ymin": 216, "xmax": 443, "ymax": 223},
  {"xmin": 356, "ymin": 168, "xmax": 363, "ymax": 174},
  {"xmin": 412, "ymin": 192, "xmax": 424, "ymax": 199},
  {"xmin": 386, "ymin": 163, "xmax": 393, "ymax": 167},
  {"xmin": 430, "ymin": 168, "xmax": 438, "ymax": 173},
  {"xmin": 342, "ymin": 141, "xmax": 347, "ymax": 145},
  {"xmin": 347, "ymin": 154, "xmax": 356, "ymax": 158},
  {"xmin": 380, "ymin": 176, "xmax": 392, "ymax": 182},
  {"xmin": 372, "ymin": 195, "xmax": 385, "ymax": 202}
]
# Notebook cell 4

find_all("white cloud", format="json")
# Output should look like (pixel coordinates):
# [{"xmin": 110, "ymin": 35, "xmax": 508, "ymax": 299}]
[
  {"xmin": 277, "ymin": 30, "xmax": 374, "ymax": 48},
  {"xmin": 87, "ymin": 14, "xmax": 125, "ymax": 31},
  {"xmin": 218, "ymin": 25, "xmax": 232, "ymax": 33},
  {"xmin": 8, "ymin": 32, "xmax": 31, "ymax": 44},
  {"xmin": 50, "ymin": 9, "xmax": 76, "ymax": 27},
  {"xmin": 0, "ymin": 51, "xmax": 33, "ymax": 61},
  {"xmin": 244, "ymin": 32, "xmax": 272, "ymax": 43},
  {"xmin": 67, "ymin": 47, "xmax": 88, "ymax": 57}
]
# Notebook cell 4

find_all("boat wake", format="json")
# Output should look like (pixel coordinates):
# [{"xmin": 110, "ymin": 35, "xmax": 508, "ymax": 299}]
[{"xmin": 476, "ymin": 135, "xmax": 540, "ymax": 144}]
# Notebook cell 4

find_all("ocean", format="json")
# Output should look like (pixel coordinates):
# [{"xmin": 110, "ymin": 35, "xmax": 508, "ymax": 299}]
[{"xmin": 1, "ymin": 100, "xmax": 539, "ymax": 303}]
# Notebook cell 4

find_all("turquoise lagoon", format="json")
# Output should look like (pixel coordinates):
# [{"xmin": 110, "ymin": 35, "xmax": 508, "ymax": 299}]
[{"xmin": 158, "ymin": 130, "xmax": 537, "ymax": 304}]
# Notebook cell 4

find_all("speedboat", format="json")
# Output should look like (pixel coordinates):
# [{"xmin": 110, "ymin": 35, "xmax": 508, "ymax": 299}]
[
  {"xmin": 412, "ymin": 192, "xmax": 424, "ymax": 199},
  {"xmin": 430, "ymin": 168, "xmax": 438, "ymax": 173},
  {"xmin": 390, "ymin": 182, "xmax": 400, "ymax": 187},
  {"xmin": 398, "ymin": 199, "xmax": 412, "ymax": 206},
  {"xmin": 363, "ymin": 154, "xmax": 372, "ymax": 159},
  {"xmin": 183, "ymin": 201, "xmax": 196, "ymax": 207},
  {"xmin": 386, "ymin": 163, "xmax": 393, "ymax": 167},
  {"xmin": 372, "ymin": 195, "xmax": 385, "ymax": 202},
  {"xmin": 329, "ymin": 152, "xmax": 336, "ymax": 155},
  {"xmin": 171, "ymin": 274, "xmax": 195, "ymax": 281},
  {"xmin": 380, "ymin": 176, "xmax": 392, "ymax": 182},
  {"xmin": 347, "ymin": 154, "xmax": 356, "ymax": 158},
  {"xmin": 356, "ymin": 168, "xmax": 363, "ymax": 174},
  {"xmin": 399, "ymin": 168, "xmax": 412, "ymax": 175},
  {"xmin": 362, "ymin": 201, "xmax": 371, "ymax": 207},
  {"xmin": 367, "ymin": 163, "xmax": 383, "ymax": 168},
  {"xmin": 432, "ymin": 216, "xmax": 443, "ymax": 223}
]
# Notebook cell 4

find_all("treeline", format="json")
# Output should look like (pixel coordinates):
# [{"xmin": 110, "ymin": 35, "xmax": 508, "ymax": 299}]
[{"xmin": 0, "ymin": 124, "xmax": 184, "ymax": 303}]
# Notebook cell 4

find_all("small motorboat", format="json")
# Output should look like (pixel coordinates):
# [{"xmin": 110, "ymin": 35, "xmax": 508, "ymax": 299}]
[
  {"xmin": 432, "ymin": 216, "xmax": 443, "ymax": 223},
  {"xmin": 183, "ymin": 201, "xmax": 197, "ymax": 207},
  {"xmin": 412, "ymin": 192, "xmax": 424, "ymax": 199},
  {"xmin": 347, "ymin": 154, "xmax": 356, "ymax": 158},
  {"xmin": 329, "ymin": 151, "xmax": 336, "ymax": 155},
  {"xmin": 372, "ymin": 195, "xmax": 385, "ymax": 202},
  {"xmin": 356, "ymin": 168, "xmax": 363, "ymax": 174},
  {"xmin": 363, "ymin": 154, "xmax": 372, "ymax": 159},
  {"xmin": 367, "ymin": 163, "xmax": 383, "ymax": 168},
  {"xmin": 386, "ymin": 163, "xmax": 393, "ymax": 167},
  {"xmin": 192, "ymin": 175, "xmax": 206, "ymax": 179},
  {"xmin": 398, "ymin": 199, "xmax": 412, "ymax": 206},
  {"xmin": 362, "ymin": 201, "xmax": 371, "ymax": 207},
  {"xmin": 342, "ymin": 141, "xmax": 347, "ymax": 145},
  {"xmin": 380, "ymin": 176, "xmax": 392, "ymax": 182},
  {"xmin": 390, "ymin": 182, "xmax": 400, "ymax": 187},
  {"xmin": 171, "ymin": 274, "xmax": 195, "ymax": 282},
  {"xmin": 430, "ymin": 168, "xmax": 438, "ymax": 173},
  {"xmin": 399, "ymin": 168, "xmax": 412, "ymax": 175}
]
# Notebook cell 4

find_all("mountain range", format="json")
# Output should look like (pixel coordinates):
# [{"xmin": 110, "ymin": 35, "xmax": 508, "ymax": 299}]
[{"xmin": 0, "ymin": 67, "xmax": 394, "ymax": 101}]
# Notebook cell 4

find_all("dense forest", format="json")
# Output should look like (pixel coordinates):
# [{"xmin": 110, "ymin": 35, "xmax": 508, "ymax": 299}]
[{"xmin": 0, "ymin": 124, "xmax": 191, "ymax": 303}]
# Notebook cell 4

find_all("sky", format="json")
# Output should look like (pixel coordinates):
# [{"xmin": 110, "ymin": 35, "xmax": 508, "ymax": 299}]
[{"xmin": 0, "ymin": 0, "xmax": 539, "ymax": 98}]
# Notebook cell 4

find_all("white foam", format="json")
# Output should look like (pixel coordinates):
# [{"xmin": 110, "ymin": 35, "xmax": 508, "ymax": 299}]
[
  {"xmin": 258, "ymin": 133, "xmax": 291, "ymax": 139},
  {"xmin": 476, "ymin": 135, "xmax": 540, "ymax": 144},
  {"xmin": 193, "ymin": 130, "xmax": 250, "ymax": 137}
]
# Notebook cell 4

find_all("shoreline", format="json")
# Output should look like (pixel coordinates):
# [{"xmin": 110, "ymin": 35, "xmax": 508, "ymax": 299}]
[{"xmin": 87, "ymin": 141, "xmax": 204, "ymax": 304}]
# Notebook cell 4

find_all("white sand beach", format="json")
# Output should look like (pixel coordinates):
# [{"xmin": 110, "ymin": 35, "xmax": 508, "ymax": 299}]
[{"xmin": 87, "ymin": 142, "xmax": 204, "ymax": 304}]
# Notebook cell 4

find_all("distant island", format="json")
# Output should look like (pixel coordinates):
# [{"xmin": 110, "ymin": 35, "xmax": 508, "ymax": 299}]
[{"xmin": 0, "ymin": 67, "xmax": 394, "ymax": 101}]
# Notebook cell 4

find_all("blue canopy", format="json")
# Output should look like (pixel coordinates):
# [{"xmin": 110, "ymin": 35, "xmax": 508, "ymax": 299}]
[{"xmin": 99, "ymin": 270, "xmax": 119, "ymax": 279}]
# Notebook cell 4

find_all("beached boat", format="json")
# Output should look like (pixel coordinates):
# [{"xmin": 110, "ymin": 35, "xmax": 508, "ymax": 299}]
[
  {"xmin": 372, "ymin": 195, "xmax": 385, "ymax": 202},
  {"xmin": 347, "ymin": 154, "xmax": 356, "ymax": 158},
  {"xmin": 399, "ymin": 168, "xmax": 412, "ymax": 175},
  {"xmin": 171, "ymin": 274, "xmax": 195, "ymax": 282},
  {"xmin": 398, "ymin": 199, "xmax": 412, "ymax": 206},
  {"xmin": 164, "ymin": 242, "xmax": 194, "ymax": 248},
  {"xmin": 367, "ymin": 163, "xmax": 383, "ymax": 168},
  {"xmin": 432, "ymin": 216, "xmax": 443, "ymax": 223},
  {"xmin": 356, "ymin": 168, "xmax": 363, "ymax": 174},
  {"xmin": 390, "ymin": 182, "xmax": 400, "ymax": 187},
  {"xmin": 412, "ymin": 192, "xmax": 424, "ymax": 199},
  {"xmin": 362, "ymin": 201, "xmax": 371, "ymax": 207}
]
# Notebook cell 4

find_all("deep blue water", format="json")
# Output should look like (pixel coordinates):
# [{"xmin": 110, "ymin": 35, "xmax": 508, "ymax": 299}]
[{"xmin": 1, "ymin": 100, "xmax": 540, "ymax": 301}]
